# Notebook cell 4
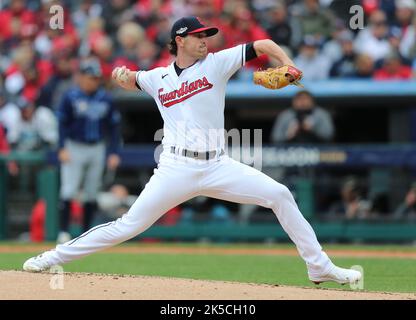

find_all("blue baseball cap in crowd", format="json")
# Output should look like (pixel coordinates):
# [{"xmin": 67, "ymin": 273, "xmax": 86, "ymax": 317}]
[
  {"xmin": 79, "ymin": 58, "xmax": 102, "ymax": 77},
  {"xmin": 171, "ymin": 16, "xmax": 218, "ymax": 39}
]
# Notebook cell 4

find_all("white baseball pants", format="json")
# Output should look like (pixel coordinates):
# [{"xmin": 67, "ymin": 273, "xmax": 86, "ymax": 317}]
[{"xmin": 48, "ymin": 147, "xmax": 334, "ymax": 277}]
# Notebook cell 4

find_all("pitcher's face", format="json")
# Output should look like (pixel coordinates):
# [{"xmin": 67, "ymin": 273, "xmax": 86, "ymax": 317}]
[{"xmin": 179, "ymin": 32, "xmax": 208, "ymax": 59}]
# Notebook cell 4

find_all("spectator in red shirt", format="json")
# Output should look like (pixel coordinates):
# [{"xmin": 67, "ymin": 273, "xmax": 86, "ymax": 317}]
[
  {"xmin": 222, "ymin": 6, "xmax": 269, "ymax": 47},
  {"xmin": 133, "ymin": 0, "xmax": 172, "ymax": 28},
  {"xmin": 4, "ymin": 43, "xmax": 35, "ymax": 93},
  {"xmin": 0, "ymin": 0, "xmax": 36, "ymax": 45},
  {"xmin": 136, "ymin": 38, "xmax": 166, "ymax": 70},
  {"xmin": 4, "ymin": 43, "xmax": 52, "ymax": 101},
  {"xmin": 0, "ymin": 124, "xmax": 10, "ymax": 154},
  {"xmin": 222, "ymin": 6, "xmax": 269, "ymax": 69},
  {"xmin": 374, "ymin": 53, "xmax": 412, "ymax": 80},
  {"xmin": 187, "ymin": 0, "xmax": 227, "ymax": 52},
  {"xmin": 34, "ymin": 0, "xmax": 79, "ymax": 61},
  {"xmin": 91, "ymin": 36, "xmax": 115, "ymax": 83}
]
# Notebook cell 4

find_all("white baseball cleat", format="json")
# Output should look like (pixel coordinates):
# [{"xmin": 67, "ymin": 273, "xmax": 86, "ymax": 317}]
[
  {"xmin": 23, "ymin": 251, "xmax": 55, "ymax": 273},
  {"xmin": 309, "ymin": 265, "xmax": 362, "ymax": 285}
]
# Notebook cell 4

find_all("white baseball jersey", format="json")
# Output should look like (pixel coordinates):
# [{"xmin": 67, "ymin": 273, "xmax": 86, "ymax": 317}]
[{"xmin": 136, "ymin": 44, "xmax": 247, "ymax": 152}]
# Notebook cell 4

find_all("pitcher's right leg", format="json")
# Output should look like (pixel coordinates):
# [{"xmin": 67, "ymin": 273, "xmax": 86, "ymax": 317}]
[{"xmin": 23, "ymin": 158, "xmax": 198, "ymax": 271}]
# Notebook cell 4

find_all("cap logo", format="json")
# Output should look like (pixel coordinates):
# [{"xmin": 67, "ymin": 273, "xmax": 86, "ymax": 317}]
[{"xmin": 176, "ymin": 27, "xmax": 188, "ymax": 34}]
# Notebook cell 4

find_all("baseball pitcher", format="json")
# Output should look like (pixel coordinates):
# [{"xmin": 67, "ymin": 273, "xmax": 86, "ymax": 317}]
[{"xmin": 24, "ymin": 17, "xmax": 361, "ymax": 285}]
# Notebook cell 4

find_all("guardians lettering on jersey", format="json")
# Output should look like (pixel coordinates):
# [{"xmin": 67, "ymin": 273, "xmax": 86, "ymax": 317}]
[{"xmin": 158, "ymin": 76, "xmax": 213, "ymax": 108}]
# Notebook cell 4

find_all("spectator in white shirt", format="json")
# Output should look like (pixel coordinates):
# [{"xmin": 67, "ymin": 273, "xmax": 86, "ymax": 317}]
[
  {"xmin": 354, "ymin": 10, "xmax": 391, "ymax": 63},
  {"xmin": 294, "ymin": 35, "xmax": 331, "ymax": 80},
  {"xmin": 12, "ymin": 97, "xmax": 58, "ymax": 151},
  {"xmin": 0, "ymin": 87, "xmax": 20, "ymax": 144}
]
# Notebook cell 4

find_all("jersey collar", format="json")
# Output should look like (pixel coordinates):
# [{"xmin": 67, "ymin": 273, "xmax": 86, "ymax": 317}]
[{"xmin": 171, "ymin": 59, "xmax": 200, "ymax": 78}]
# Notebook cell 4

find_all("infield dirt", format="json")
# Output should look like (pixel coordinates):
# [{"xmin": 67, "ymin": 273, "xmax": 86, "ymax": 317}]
[{"xmin": 1, "ymin": 270, "xmax": 415, "ymax": 300}]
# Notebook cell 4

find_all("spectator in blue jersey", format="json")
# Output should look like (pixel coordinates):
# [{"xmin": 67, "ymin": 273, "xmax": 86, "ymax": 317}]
[{"xmin": 56, "ymin": 58, "xmax": 121, "ymax": 244}]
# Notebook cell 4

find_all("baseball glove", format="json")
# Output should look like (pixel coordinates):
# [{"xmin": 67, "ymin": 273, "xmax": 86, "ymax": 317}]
[{"xmin": 253, "ymin": 65, "xmax": 303, "ymax": 90}]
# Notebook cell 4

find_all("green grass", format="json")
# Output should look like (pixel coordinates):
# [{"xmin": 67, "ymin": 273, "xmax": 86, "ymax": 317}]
[
  {"xmin": 1, "ymin": 241, "xmax": 416, "ymax": 252},
  {"xmin": 1, "ymin": 244, "xmax": 415, "ymax": 294}
]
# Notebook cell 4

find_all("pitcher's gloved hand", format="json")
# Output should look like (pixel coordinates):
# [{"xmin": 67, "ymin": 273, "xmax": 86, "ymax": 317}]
[{"xmin": 253, "ymin": 65, "xmax": 303, "ymax": 90}]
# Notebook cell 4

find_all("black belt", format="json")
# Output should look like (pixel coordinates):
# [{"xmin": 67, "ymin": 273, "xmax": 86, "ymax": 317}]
[{"xmin": 170, "ymin": 146, "xmax": 224, "ymax": 160}]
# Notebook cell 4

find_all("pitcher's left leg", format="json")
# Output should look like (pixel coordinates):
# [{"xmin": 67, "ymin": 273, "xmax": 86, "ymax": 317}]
[{"xmin": 202, "ymin": 157, "xmax": 333, "ymax": 277}]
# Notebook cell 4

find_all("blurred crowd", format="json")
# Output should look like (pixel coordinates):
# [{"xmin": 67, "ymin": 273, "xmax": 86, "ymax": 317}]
[{"xmin": 1, "ymin": 0, "xmax": 416, "ymax": 107}]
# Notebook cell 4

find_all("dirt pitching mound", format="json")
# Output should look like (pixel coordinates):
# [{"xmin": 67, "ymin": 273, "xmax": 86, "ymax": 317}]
[{"xmin": 0, "ymin": 271, "xmax": 414, "ymax": 300}]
